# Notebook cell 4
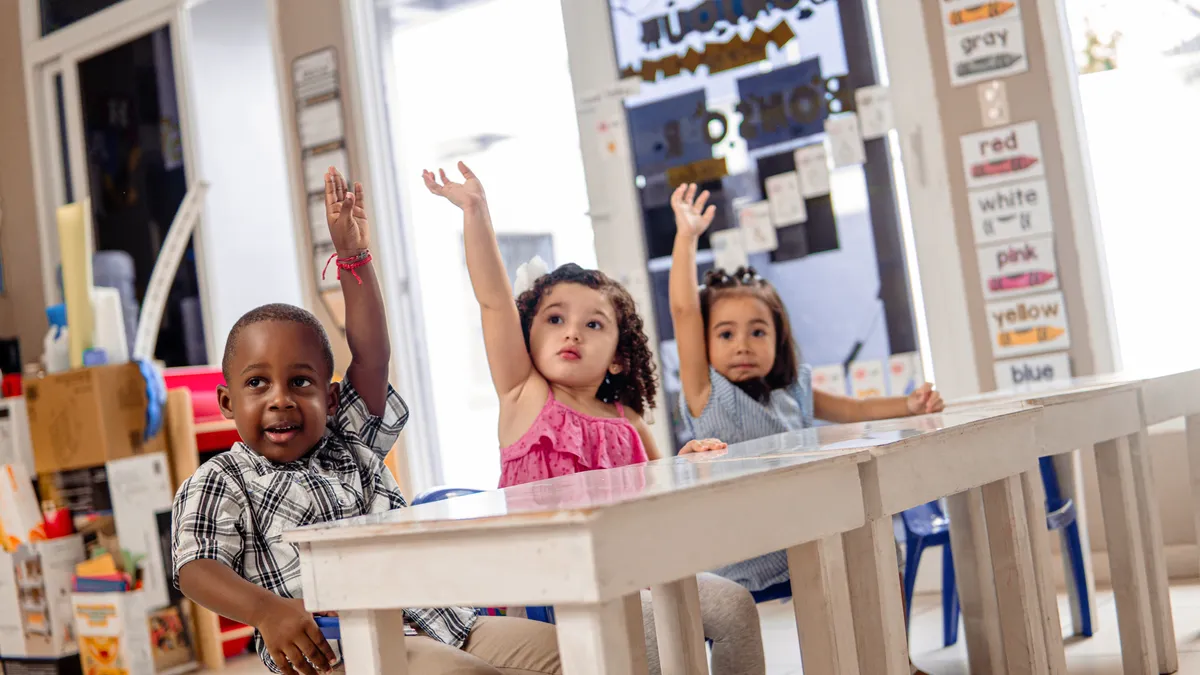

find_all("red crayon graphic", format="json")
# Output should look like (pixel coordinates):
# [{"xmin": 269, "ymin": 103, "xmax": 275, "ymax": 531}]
[
  {"xmin": 972, "ymin": 155, "xmax": 1039, "ymax": 178},
  {"xmin": 988, "ymin": 270, "xmax": 1056, "ymax": 292}
]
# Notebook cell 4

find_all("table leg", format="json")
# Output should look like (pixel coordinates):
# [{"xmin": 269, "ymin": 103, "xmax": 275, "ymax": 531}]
[
  {"xmin": 340, "ymin": 609, "xmax": 408, "ymax": 675},
  {"xmin": 1095, "ymin": 436, "xmax": 1157, "ymax": 675},
  {"xmin": 650, "ymin": 576, "xmax": 707, "ymax": 675},
  {"xmin": 1129, "ymin": 429, "xmax": 1179, "ymax": 673},
  {"xmin": 946, "ymin": 489, "xmax": 1006, "ymax": 675},
  {"xmin": 788, "ymin": 536, "xmax": 859, "ymax": 675},
  {"xmin": 1186, "ymin": 415, "xmax": 1200, "ymax": 574},
  {"xmin": 843, "ymin": 516, "xmax": 908, "ymax": 675},
  {"xmin": 1052, "ymin": 450, "xmax": 1099, "ymax": 636},
  {"xmin": 1021, "ymin": 469, "xmax": 1068, "ymax": 675},
  {"xmin": 555, "ymin": 596, "xmax": 646, "ymax": 675}
]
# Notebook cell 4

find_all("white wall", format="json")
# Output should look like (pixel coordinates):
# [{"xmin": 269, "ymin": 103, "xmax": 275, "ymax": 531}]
[{"xmin": 187, "ymin": 0, "xmax": 302, "ymax": 357}]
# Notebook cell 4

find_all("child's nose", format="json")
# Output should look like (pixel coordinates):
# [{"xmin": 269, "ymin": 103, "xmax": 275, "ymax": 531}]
[{"xmin": 268, "ymin": 386, "xmax": 296, "ymax": 409}]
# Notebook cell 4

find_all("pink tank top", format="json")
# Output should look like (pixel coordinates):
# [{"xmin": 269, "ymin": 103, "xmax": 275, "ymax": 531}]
[{"xmin": 498, "ymin": 390, "xmax": 648, "ymax": 488}]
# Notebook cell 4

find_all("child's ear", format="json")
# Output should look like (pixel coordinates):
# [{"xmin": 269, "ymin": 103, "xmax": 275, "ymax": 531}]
[
  {"xmin": 609, "ymin": 363, "xmax": 623, "ymax": 375},
  {"xmin": 326, "ymin": 381, "xmax": 341, "ymax": 417},
  {"xmin": 217, "ymin": 385, "xmax": 234, "ymax": 420}
]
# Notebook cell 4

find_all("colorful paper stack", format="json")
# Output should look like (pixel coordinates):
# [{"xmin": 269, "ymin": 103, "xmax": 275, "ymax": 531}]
[{"xmin": 72, "ymin": 553, "xmax": 134, "ymax": 593}]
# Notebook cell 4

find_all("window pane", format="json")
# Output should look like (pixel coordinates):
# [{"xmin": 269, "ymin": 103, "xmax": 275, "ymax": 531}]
[{"xmin": 40, "ymin": 0, "xmax": 124, "ymax": 36}]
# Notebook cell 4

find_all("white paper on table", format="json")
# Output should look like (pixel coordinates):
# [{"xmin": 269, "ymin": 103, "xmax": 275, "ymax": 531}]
[
  {"xmin": 739, "ymin": 202, "xmax": 778, "ymax": 254},
  {"xmin": 825, "ymin": 114, "xmax": 867, "ymax": 167},
  {"xmin": 710, "ymin": 229, "xmax": 750, "ymax": 272},
  {"xmin": 794, "ymin": 143, "xmax": 832, "ymax": 198},
  {"xmin": 855, "ymin": 85, "xmax": 894, "ymax": 139},
  {"xmin": 764, "ymin": 172, "xmax": 807, "ymax": 226}
]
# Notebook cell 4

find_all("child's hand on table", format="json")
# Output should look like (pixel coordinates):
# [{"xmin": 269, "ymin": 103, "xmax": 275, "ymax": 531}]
[
  {"xmin": 258, "ymin": 597, "xmax": 338, "ymax": 675},
  {"xmin": 907, "ymin": 383, "xmax": 945, "ymax": 415},
  {"xmin": 423, "ymin": 162, "xmax": 487, "ymax": 211},
  {"xmin": 678, "ymin": 438, "xmax": 728, "ymax": 455},
  {"xmin": 670, "ymin": 183, "xmax": 716, "ymax": 240},
  {"xmin": 325, "ymin": 167, "xmax": 371, "ymax": 256}
]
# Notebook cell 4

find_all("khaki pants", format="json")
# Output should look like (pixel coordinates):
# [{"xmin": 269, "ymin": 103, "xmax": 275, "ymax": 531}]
[{"xmin": 335, "ymin": 616, "xmax": 561, "ymax": 675}]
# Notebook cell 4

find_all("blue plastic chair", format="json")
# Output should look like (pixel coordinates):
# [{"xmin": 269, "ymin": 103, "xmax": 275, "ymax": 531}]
[{"xmin": 901, "ymin": 456, "xmax": 1093, "ymax": 647}]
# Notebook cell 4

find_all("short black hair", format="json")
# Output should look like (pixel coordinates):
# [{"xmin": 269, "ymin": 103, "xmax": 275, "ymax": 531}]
[{"xmin": 221, "ymin": 303, "xmax": 334, "ymax": 380}]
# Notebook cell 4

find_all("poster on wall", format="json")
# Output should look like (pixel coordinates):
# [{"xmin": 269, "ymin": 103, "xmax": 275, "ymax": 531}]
[
  {"xmin": 812, "ymin": 364, "xmax": 848, "ymax": 397},
  {"xmin": 888, "ymin": 352, "xmax": 924, "ymax": 396},
  {"xmin": 960, "ymin": 121, "xmax": 1045, "ymax": 189},
  {"xmin": 968, "ymin": 178, "xmax": 1054, "ymax": 243},
  {"xmin": 627, "ymin": 89, "xmax": 711, "ymax": 177},
  {"xmin": 994, "ymin": 351, "xmax": 1071, "ymax": 389},
  {"xmin": 976, "ymin": 234, "xmax": 1059, "ymax": 300},
  {"xmin": 943, "ymin": 5, "xmax": 1029, "ymax": 87},
  {"xmin": 850, "ymin": 360, "xmax": 887, "ymax": 399},
  {"xmin": 986, "ymin": 291, "xmax": 1070, "ymax": 358},
  {"xmin": 736, "ymin": 58, "xmax": 828, "ymax": 150}
]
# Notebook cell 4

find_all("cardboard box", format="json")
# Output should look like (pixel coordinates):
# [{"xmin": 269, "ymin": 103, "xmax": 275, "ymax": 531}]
[
  {"xmin": 0, "ymin": 467, "xmax": 43, "ymax": 553},
  {"xmin": 24, "ymin": 366, "xmax": 164, "ymax": 474},
  {"xmin": 0, "ymin": 654, "xmax": 83, "ymax": 675},
  {"xmin": 0, "ymin": 536, "xmax": 86, "ymax": 660},
  {"xmin": 71, "ymin": 592, "xmax": 154, "ymax": 675}
]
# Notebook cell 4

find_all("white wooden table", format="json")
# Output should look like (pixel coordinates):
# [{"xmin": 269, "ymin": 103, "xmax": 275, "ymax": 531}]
[
  {"xmin": 950, "ymin": 376, "xmax": 1181, "ymax": 675},
  {"xmin": 285, "ymin": 444, "xmax": 873, "ymax": 675}
]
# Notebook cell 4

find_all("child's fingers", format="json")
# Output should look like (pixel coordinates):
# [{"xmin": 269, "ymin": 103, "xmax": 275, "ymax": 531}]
[
  {"xmin": 439, "ymin": 168, "xmax": 451, "ymax": 186},
  {"xmin": 271, "ymin": 648, "xmax": 300, "ymax": 675},
  {"xmin": 694, "ymin": 189, "xmax": 711, "ymax": 213},
  {"xmin": 703, "ymin": 204, "xmax": 716, "ymax": 223},
  {"xmin": 459, "ymin": 161, "xmax": 475, "ymax": 179},
  {"xmin": 324, "ymin": 172, "xmax": 336, "ymax": 206},
  {"xmin": 296, "ymin": 630, "xmax": 333, "ymax": 672},
  {"xmin": 685, "ymin": 183, "xmax": 697, "ymax": 205},
  {"xmin": 307, "ymin": 625, "xmax": 338, "ymax": 669},
  {"xmin": 422, "ymin": 170, "xmax": 440, "ymax": 194},
  {"xmin": 354, "ymin": 181, "xmax": 365, "ymax": 202},
  {"xmin": 671, "ymin": 182, "xmax": 687, "ymax": 207}
]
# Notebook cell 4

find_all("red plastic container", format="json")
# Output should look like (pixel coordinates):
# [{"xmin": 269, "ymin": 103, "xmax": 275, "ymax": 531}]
[{"xmin": 163, "ymin": 366, "xmax": 241, "ymax": 451}]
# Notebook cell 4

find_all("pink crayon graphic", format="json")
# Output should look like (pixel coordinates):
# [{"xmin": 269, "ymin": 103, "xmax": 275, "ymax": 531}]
[{"xmin": 988, "ymin": 270, "xmax": 1055, "ymax": 292}]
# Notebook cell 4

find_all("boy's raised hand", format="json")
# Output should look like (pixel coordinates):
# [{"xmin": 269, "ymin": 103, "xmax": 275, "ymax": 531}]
[
  {"xmin": 423, "ymin": 161, "xmax": 486, "ymax": 210},
  {"xmin": 325, "ymin": 167, "xmax": 370, "ymax": 255},
  {"xmin": 671, "ymin": 183, "xmax": 716, "ymax": 239}
]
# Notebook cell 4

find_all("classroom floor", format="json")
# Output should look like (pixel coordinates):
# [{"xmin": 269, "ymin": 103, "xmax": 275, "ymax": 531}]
[{"xmin": 218, "ymin": 582, "xmax": 1200, "ymax": 673}]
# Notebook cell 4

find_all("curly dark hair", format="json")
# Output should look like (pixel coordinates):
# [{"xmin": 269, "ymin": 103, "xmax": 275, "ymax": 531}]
[
  {"xmin": 515, "ymin": 264, "xmax": 657, "ymax": 415},
  {"xmin": 699, "ymin": 266, "xmax": 799, "ymax": 393},
  {"xmin": 222, "ymin": 303, "xmax": 334, "ymax": 381}
]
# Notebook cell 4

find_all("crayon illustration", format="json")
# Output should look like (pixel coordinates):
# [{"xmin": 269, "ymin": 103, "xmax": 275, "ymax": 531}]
[
  {"xmin": 949, "ymin": 1, "xmax": 1016, "ymax": 25},
  {"xmin": 972, "ymin": 155, "xmax": 1039, "ymax": 178},
  {"xmin": 988, "ymin": 271, "xmax": 1056, "ymax": 292},
  {"xmin": 957, "ymin": 53, "xmax": 1023, "ymax": 77},
  {"xmin": 998, "ymin": 325, "xmax": 1065, "ymax": 347}
]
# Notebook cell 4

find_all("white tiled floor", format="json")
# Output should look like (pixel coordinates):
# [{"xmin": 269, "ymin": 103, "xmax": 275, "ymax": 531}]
[{"xmin": 220, "ymin": 582, "xmax": 1200, "ymax": 673}]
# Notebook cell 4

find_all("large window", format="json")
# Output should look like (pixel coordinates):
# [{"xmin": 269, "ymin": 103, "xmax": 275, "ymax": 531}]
[{"xmin": 377, "ymin": 0, "xmax": 596, "ymax": 488}]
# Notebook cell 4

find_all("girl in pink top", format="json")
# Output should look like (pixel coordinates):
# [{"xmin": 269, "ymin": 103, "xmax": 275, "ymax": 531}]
[{"xmin": 425, "ymin": 164, "xmax": 766, "ymax": 675}]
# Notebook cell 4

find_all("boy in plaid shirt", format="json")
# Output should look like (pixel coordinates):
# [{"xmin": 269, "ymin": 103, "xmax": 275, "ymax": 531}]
[{"xmin": 172, "ymin": 169, "xmax": 561, "ymax": 674}]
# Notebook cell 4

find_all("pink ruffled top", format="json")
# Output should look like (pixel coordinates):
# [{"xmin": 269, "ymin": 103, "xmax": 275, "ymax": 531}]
[{"xmin": 499, "ymin": 390, "xmax": 648, "ymax": 488}]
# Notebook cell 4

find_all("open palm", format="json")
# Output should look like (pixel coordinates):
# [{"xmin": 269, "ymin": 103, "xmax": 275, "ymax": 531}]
[
  {"xmin": 671, "ymin": 183, "xmax": 715, "ymax": 237},
  {"xmin": 325, "ymin": 167, "xmax": 370, "ymax": 254},
  {"xmin": 423, "ymin": 162, "xmax": 486, "ymax": 210}
]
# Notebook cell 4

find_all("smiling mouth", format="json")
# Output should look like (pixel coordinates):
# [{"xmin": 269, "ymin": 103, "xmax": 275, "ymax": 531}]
[{"xmin": 263, "ymin": 423, "xmax": 302, "ymax": 444}]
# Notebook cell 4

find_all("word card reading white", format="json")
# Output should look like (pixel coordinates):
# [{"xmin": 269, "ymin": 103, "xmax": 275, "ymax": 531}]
[
  {"xmin": 825, "ymin": 114, "xmax": 867, "ymax": 167},
  {"xmin": 765, "ymin": 172, "xmax": 807, "ymax": 226},
  {"xmin": 994, "ymin": 352, "xmax": 1071, "ymax": 390},
  {"xmin": 711, "ymin": 229, "xmax": 750, "ymax": 272},
  {"xmin": 945, "ymin": 18, "xmax": 1029, "ymax": 87},
  {"xmin": 977, "ymin": 234, "xmax": 1059, "ymax": 301},
  {"xmin": 794, "ymin": 144, "xmax": 832, "ymax": 198},
  {"xmin": 968, "ymin": 177, "xmax": 1053, "ymax": 243},
  {"xmin": 850, "ymin": 360, "xmax": 886, "ymax": 399},
  {"xmin": 855, "ymin": 85, "xmax": 894, "ymax": 140},
  {"xmin": 986, "ymin": 290, "xmax": 1070, "ymax": 358},
  {"xmin": 960, "ymin": 121, "xmax": 1044, "ymax": 189},
  {"xmin": 739, "ymin": 202, "xmax": 778, "ymax": 254},
  {"xmin": 812, "ymin": 364, "xmax": 848, "ymax": 396}
]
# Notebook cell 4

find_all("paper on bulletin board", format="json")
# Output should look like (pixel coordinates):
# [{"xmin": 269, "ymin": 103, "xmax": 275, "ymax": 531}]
[
  {"xmin": 977, "ymin": 234, "xmax": 1059, "ymax": 300},
  {"xmin": 825, "ymin": 114, "xmax": 867, "ymax": 167},
  {"xmin": 986, "ymin": 290, "xmax": 1070, "ymax": 358},
  {"xmin": 297, "ymin": 99, "xmax": 344, "ymax": 149},
  {"xmin": 994, "ymin": 351, "xmax": 1070, "ymax": 389},
  {"xmin": 764, "ymin": 172, "xmax": 807, "ymax": 226},
  {"xmin": 794, "ymin": 144, "xmax": 832, "ymax": 198},
  {"xmin": 309, "ymin": 195, "xmax": 332, "ymax": 248},
  {"xmin": 960, "ymin": 121, "xmax": 1044, "ymax": 189},
  {"xmin": 304, "ymin": 147, "xmax": 349, "ymax": 194},
  {"xmin": 850, "ymin": 360, "xmax": 886, "ymax": 399},
  {"xmin": 855, "ymin": 85, "xmax": 894, "ymax": 140},
  {"xmin": 945, "ymin": 17, "xmax": 1029, "ymax": 87},
  {"xmin": 739, "ymin": 202, "xmax": 778, "ymax": 254},
  {"xmin": 711, "ymin": 229, "xmax": 750, "ymax": 272},
  {"xmin": 595, "ymin": 115, "xmax": 630, "ymax": 161},
  {"xmin": 888, "ymin": 352, "xmax": 924, "ymax": 396},
  {"xmin": 292, "ymin": 49, "xmax": 338, "ymax": 101},
  {"xmin": 968, "ymin": 177, "xmax": 1053, "ymax": 243},
  {"xmin": 811, "ymin": 364, "xmax": 847, "ymax": 397}
]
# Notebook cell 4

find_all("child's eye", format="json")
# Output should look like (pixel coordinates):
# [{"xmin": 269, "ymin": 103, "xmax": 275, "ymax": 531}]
[
  {"xmin": 246, "ymin": 377, "xmax": 266, "ymax": 389},
  {"xmin": 587, "ymin": 320, "xmax": 603, "ymax": 330},
  {"xmin": 719, "ymin": 331, "xmax": 734, "ymax": 340},
  {"xmin": 752, "ymin": 329, "xmax": 768, "ymax": 338},
  {"xmin": 548, "ymin": 314, "xmax": 563, "ymax": 325},
  {"xmin": 291, "ymin": 377, "xmax": 313, "ymax": 388}
]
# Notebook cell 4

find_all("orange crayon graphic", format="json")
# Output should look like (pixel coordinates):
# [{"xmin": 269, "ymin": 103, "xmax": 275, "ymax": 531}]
[
  {"xmin": 949, "ymin": 1, "xmax": 1016, "ymax": 26},
  {"xmin": 998, "ymin": 325, "xmax": 1065, "ymax": 348}
]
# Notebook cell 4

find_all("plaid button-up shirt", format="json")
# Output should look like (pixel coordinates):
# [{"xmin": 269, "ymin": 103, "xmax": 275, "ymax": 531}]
[{"xmin": 172, "ymin": 379, "xmax": 476, "ymax": 671}]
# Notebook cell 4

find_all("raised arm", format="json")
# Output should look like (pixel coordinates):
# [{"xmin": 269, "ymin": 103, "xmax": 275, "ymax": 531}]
[
  {"xmin": 424, "ymin": 163, "xmax": 535, "ymax": 400},
  {"xmin": 668, "ymin": 184, "xmax": 717, "ymax": 418},
  {"xmin": 325, "ymin": 168, "xmax": 389, "ymax": 416},
  {"xmin": 814, "ymin": 383, "xmax": 944, "ymax": 423}
]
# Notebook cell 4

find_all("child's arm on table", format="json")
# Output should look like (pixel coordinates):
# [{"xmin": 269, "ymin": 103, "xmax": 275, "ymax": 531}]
[
  {"xmin": 669, "ymin": 184, "xmax": 717, "ymax": 418},
  {"xmin": 178, "ymin": 560, "xmax": 336, "ymax": 675},
  {"xmin": 814, "ymin": 383, "xmax": 944, "ymax": 423},
  {"xmin": 625, "ymin": 408, "xmax": 727, "ymax": 459},
  {"xmin": 325, "ymin": 168, "xmax": 390, "ymax": 416},
  {"xmin": 423, "ymin": 163, "xmax": 537, "ymax": 403}
]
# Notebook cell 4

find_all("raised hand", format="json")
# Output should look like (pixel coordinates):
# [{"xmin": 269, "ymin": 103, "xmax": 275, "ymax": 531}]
[
  {"xmin": 670, "ymin": 183, "xmax": 716, "ymax": 239},
  {"xmin": 325, "ymin": 167, "xmax": 370, "ymax": 255},
  {"xmin": 423, "ymin": 161, "xmax": 486, "ymax": 210}
]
